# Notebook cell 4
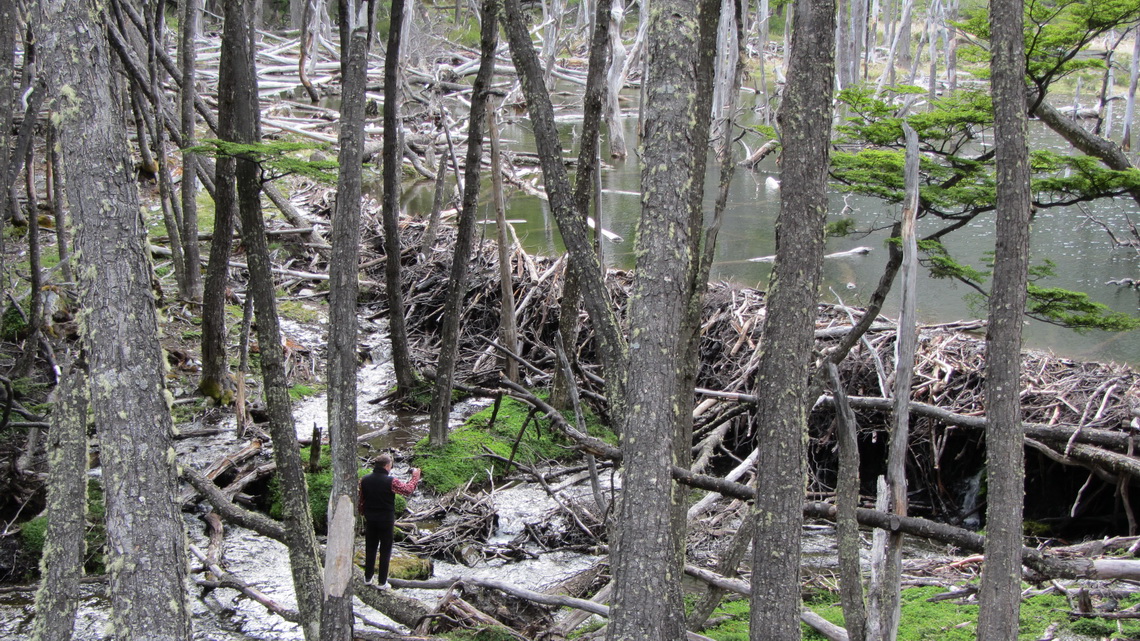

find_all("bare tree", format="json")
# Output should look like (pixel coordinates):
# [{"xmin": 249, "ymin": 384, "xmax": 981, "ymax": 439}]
[
  {"xmin": 607, "ymin": 0, "xmax": 717, "ymax": 635},
  {"xmin": 322, "ymin": 1, "xmax": 376, "ymax": 638},
  {"xmin": 379, "ymin": 0, "xmax": 419, "ymax": 397},
  {"xmin": 487, "ymin": 101, "xmax": 520, "ymax": 382},
  {"xmin": 38, "ymin": 1, "xmax": 191, "ymax": 638},
  {"xmin": 180, "ymin": 0, "xmax": 204, "ymax": 301},
  {"xmin": 748, "ymin": 0, "xmax": 836, "ymax": 637},
  {"xmin": 199, "ymin": 0, "xmax": 245, "ymax": 404},
  {"xmin": 428, "ymin": 0, "xmax": 499, "ymax": 445}
]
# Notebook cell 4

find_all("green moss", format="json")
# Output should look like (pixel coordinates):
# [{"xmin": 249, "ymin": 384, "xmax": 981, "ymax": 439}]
[
  {"xmin": 20, "ymin": 479, "xmax": 106, "ymax": 578},
  {"xmin": 288, "ymin": 383, "xmax": 323, "ymax": 401},
  {"xmin": 696, "ymin": 585, "xmax": 1108, "ymax": 641},
  {"xmin": 278, "ymin": 299, "xmax": 322, "ymax": 323},
  {"xmin": 441, "ymin": 626, "xmax": 519, "ymax": 641},
  {"xmin": 0, "ymin": 302, "xmax": 29, "ymax": 341},
  {"xmin": 412, "ymin": 393, "xmax": 617, "ymax": 494}
]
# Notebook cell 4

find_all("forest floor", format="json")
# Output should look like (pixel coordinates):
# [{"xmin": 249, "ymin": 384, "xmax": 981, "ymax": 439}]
[{"xmin": 2, "ymin": 15, "xmax": 1140, "ymax": 641}]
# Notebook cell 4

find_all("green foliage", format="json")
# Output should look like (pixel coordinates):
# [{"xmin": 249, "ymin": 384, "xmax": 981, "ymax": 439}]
[
  {"xmin": 19, "ymin": 516, "xmax": 47, "ymax": 556},
  {"xmin": 278, "ymin": 299, "xmax": 322, "ymax": 323},
  {"xmin": 447, "ymin": 16, "xmax": 483, "ymax": 48},
  {"xmin": 185, "ymin": 139, "xmax": 338, "ymax": 183},
  {"xmin": 1027, "ymin": 284, "xmax": 1140, "ymax": 331},
  {"xmin": 836, "ymin": 78, "xmax": 1140, "ymax": 335},
  {"xmin": 826, "ymin": 218, "xmax": 857, "ymax": 237},
  {"xmin": 694, "ymin": 586, "xmax": 1110, "ymax": 641},
  {"xmin": 957, "ymin": 0, "xmax": 1140, "ymax": 92},
  {"xmin": 413, "ymin": 394, "xmax": 617, "ymax": 494}
]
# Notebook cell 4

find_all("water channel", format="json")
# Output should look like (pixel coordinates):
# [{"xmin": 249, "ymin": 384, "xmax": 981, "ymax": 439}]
[{"xmin": 404, "ymin": 105, "xmax": 1140, "ymax": 367}]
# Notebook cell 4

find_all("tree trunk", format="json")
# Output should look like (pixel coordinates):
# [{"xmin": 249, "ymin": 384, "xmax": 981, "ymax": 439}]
[
  {"xmin": 607, "ymin": 0, "xmax": 715, "ymax": 636},
  {"xmin": 31, "ymin": 359, "xmax": 88, "ymax": 641},
  {"xmin": 180, "ymin": 0, "xmax": 203, "ymax": 301},
  {"xmin": 14, "ymin": 144, "xmax": 42, "ymax": 379},
  {"xmin": 867, "ymin": 122, "xmax": 918, "ymax": 641},
  {"xmin": 321, "ymin": 2, "xmax": 374, "ymax": 639},
  {"xmin": 199, "ymin": 0, "xmax": 247, "ymax": 405},
  {"xmin": 502, "ymin": 0, "xmax": 628, "ymax": 415},
  {"xmin": 605, "ymin": 1, "xmax": 627, "ymax": 159},
  {"xmin": 488, "ymin": 100, "xmax": 520, "ymax": 382},
  {"xmin": 849, "ymin": 0, "xmax": 867, "ymax": 85},
  {"xmin": 549, "ymin": 0, "xmax": 615, "ymax": 413},
  {"xmin": 38, "ymin": 2, "xmax": 191, "ymax": 638},
  {"xmin": 977, "ymin": 0, "xmax": 1030, "ymax": 633},
  {"xmin": 0, "ymin": 0, "xmax": 15, "ymax": 236},
  {"xmin": 836, "ymin": 0, "xmax": 852, "ymax": 88},
  {"xmin": 1124, "ymin": 32, "xmax": 1140, "ymax": 151},
  {"xmin": 748, "ymin": 0, "xmax": 836, "ymax": 637},
  {"xmin": 47, "ymin": 121, "xmax": 73, "ymax": 284},
  {"xmin": 828, "ymin": 363, "xmax": 866, "ymax": 641},
  {"xmin": 380, "ymin": 0, "xmax": 419, "ymax": 397},
  {"xmin": 943, "ymin": 0, "xmax": 957, "ymax": 93},
  {"xmin": 428, "ymin": 0, "xmax": 498, "ymax": 445},
  {"xmin": 541, "ymin": 0, "xmax": 563, "ymax": 89},
  {"xmin": 873, "ymin": 0, "xmax": 914, "ymax": 95},
  {"xmin": 227, "ymin": 0, "xmax": 325, "ymax": 636}
]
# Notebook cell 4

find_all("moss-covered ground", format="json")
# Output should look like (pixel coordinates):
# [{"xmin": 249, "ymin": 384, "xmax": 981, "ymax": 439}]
[
  {"xmin": 411, "ymin": 393, "xmax": 617, "ymax": 495},
  {"xmin": 692, "ymin": 585, "xmax": 1140, "ymax": 641}
]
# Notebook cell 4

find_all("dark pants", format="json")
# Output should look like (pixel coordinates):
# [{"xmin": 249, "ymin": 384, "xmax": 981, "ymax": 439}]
[{"xmin": 363, "ymin": 515, "xmax": 395, "ymax": 584}]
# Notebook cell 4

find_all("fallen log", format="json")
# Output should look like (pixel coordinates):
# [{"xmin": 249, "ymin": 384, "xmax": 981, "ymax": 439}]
[
  {"xmin": 820, "ymin": 395, "xmax": 1134, "ymax": 451},
  {"xmin": 190, "ymin": 543, "xmax": 300, "ymax": 623},
  {"xmin": 392, "ymin": 575, "xmax": 718, "ymax": 640}
]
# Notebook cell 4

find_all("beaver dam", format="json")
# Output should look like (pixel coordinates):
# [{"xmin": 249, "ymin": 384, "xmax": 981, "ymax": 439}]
[{"xmin": 370, "ymin": 217, "xmax": 1140, "ymax": 542}]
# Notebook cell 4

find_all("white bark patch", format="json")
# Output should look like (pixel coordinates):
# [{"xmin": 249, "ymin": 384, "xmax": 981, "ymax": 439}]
[{"xmin": 323, "ymin": 495, "xmax": 356, "ymax": 597}]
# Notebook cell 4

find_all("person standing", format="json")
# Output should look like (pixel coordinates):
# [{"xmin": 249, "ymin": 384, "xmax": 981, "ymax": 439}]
[{"xmin": 358, "ymin": 453, "xmax": 421, "ymax": 589}]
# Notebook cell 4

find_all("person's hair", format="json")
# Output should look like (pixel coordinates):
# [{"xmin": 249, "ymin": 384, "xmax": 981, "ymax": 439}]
[{"xmin": 373, "ymin": 453, "xmax": 392, "ymax": 470}]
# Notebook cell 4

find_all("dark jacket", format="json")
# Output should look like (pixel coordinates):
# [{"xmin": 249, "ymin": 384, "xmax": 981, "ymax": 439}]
[{"xmin": 359, "ymin": 469, "xmax": 396, "ymax": 521}]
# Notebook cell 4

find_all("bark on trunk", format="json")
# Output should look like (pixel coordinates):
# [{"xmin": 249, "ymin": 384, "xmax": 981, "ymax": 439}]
[
  {"xmin": 867, "ymin": 122, "xmax": 919, "ymax": 641},
  {"xmin": 488, "ymin": 101, "xmax": 520, "ymax": 382},
  {"xmin": 748, "ymin": 0, "xmax": 836, "ymax": 636},
  {"xmin": 0, "ymin": 0, "xmax": 15, "ymax": 235},
  {"xmin": 977, "ymin": 0, "xmax": 1030, "ymax": 634},
  {"xmin": 227, "ymin": 1, "xmax": 325, "ymax": 636},
  {"xmin": 321, "ymin": 2, "xmax": 374, "ymax": 639},
  {"xmin": 31, "ymin": 360, "xmax": 88, "ymax": 641},
  {"xmin": 608, "ymin": 0, "xmax": 716, "ymax": 636},
  {"xmin": 199, "ymin": 0, "xmax": 248, "ymax": 404},
  {"xmin": 828, "ymin": 363, "xmax": 866, "ymax": 641},
  {"xmin": 179, "ymin": 0, "xmax": 203, "ymax": 301},
  {"xmin": 428, "ymin": 0, "xmax": 498, "ymax": 445},
  {"xmin": 38, "ymin": 2, "xmax": 191, "ymax": 638},
  {"xmin": 502, "ymin": 0, "xmax": 628, "ymax": 415},
  {"xmin": 381, "ymin": 0, "xmax": 419, "ymax": 396}
]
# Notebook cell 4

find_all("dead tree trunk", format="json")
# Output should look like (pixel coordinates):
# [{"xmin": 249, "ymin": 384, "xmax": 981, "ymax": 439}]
[{"xmin": 428, "ymin": 0, "xmax": 498, "ymax": 445}]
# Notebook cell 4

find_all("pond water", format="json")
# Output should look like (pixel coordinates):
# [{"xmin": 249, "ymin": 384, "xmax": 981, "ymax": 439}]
[{"xmin": 401, "ymin": 101, "xmax": 1140, "ymax": 367}]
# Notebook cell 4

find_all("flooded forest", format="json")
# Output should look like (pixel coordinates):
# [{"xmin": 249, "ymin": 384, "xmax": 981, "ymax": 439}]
[{"xmin": 3, "ymin": 0, "xmax": 1140, "ymax": 639}]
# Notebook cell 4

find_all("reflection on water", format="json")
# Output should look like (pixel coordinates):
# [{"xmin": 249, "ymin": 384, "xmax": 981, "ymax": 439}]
[{"xmin": 401, "ymin": 106, "xmax": 1140, "ymax": 366}]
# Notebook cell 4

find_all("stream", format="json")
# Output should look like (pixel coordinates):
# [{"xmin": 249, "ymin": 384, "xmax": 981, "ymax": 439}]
[{"xmin": 0, "ymin": 312, "xmax": 963, "ymax": 639}]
